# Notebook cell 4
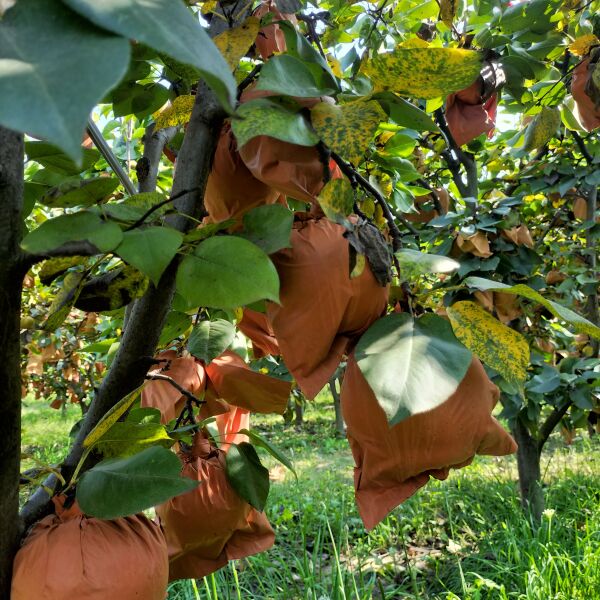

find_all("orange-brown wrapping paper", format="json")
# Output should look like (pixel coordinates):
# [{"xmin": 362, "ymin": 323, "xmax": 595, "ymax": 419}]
[
  {"xmin": 12, "ymin": 497, "xmax": 168, "ymax": 599},
  {"xmin": 267, "ymin": 217, "xmax": 389, "ymax": 398},
  {"xmin": 446, "ymin": 80, "xmax": 498, "ymax": 146},
  {"xmin": 571, "ymin": 58, "xmax": 600, "ymax": 131},
  {"xmin": 156, "ymin": 433, "xmax": 274, "ymax": 581},
  {"xmin": 341, "ymin": 355, "xmax": 517, "ymax": 530}
]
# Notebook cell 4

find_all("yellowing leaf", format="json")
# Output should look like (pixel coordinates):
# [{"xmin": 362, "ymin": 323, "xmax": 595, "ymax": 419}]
[
  {"xmin": 351, "ymin": 253, "xmax": 366, "ymax": 278},
  {"xmin": 363, "ymin": 46, "xmax": 482, "ymax": 99},
  {"xmin": 83, "ymin": 387, "xmax": 143, "ymax": 449},
  {"xmin": 200, "ymin": 0, "xmax": 217, "ymax": 15},
  {"xmin": 327, "ymin": 54, "xmax": 343, "ymax": 78},
  {"xmin": 465, "ymin": 276, "xmax": 600, "ymax": 340},
  {"xmin": 523, "ymin": 107, "xmax": 561, "ymax": 152},
  {"xmin": 318, "ymin": 177, "xmax": 355, "ymax": 224},
  {"xmin": 155, "ymin": 95, "xmax": 195, "ymax": 131},
  {"xmin": 44, "ymin": 271, "xmax": 83, "ymax": 331},
  {"xmin": 214, "ymin": 16, "xmax": 260, "ymax": 71},
  {"xmin": 447, "ymin": 300, "xmax": 529, "ymax": 388},
  {"xmin": 439, "ymin": 0, "xmax": 459, "ymax": 27},
  {"xmin": 568, "ymin": 34, "xmax": 599, "ymax": 56},
  {"xmin": 311, "ymin": 99, "xmax": 385, "ymax": 164}
]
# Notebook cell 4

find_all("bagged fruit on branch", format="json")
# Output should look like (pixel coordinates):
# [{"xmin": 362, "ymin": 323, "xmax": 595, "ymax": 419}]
[
  {"xmin": 266, "ymin": 216, "xmax": 389, "ymax": 399},
  {"xmin": 237, "ymin": 87, "xmax": 343, "ymax": 206},
  {"xmin": 445, "ymin": 64, "xmax": 500, "ymax": 146},
  {"xmin": 142, "ymin": 350, "xmax": 291, "ymax": 424},
  {"xmin": 341, "ymin": 355, "xmax": 517, "ymax": 529},
  {"xmin": 204, "ymin": 122, "xmax": 282, "ymax": 224},
  {"xmin": 571, "ymin": 54, "xmax": 600, "ymax": 131},
  {"xmin": 403, "ymin": 188, "xmax": 450, "ymax": 223},
  {"xmin": 156, "ymin": 432, "xmax": 274, "ymax": 581},
  {"xmin": 12, "ymin": 496, "xmax": 168, "ymax": 600},
  {"xmin": 253, "ymin": 0, "xmax": 298, "ymax": 60},
  {"xmin": 238, "ymin": 308, "xmax": 280, "ymax": 358}
]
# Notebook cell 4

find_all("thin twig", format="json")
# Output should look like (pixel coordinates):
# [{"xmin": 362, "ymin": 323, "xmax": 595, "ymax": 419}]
[
  {"xmin": 86, "ymin": 119, "xmax": 137, "ymax": 196},
  {"xmin": 124, "ymin": 186, "xmax": 202, "ymax": 231},
  {"xmin": 330, "ymin": 151, "xmax": 418, "ymax": 245},
  {"xmin": 145, "ymin": 373, "xmax": 205, "ymax": 406}
]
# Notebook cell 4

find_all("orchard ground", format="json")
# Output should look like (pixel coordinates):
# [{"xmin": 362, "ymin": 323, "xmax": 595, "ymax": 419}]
[{"xmin": 22, "ymin": 393, "xmax": 600, "ymax": 600}]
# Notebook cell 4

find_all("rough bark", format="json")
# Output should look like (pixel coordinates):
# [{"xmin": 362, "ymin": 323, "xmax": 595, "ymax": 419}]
[
  {"xmin": 512, "ymin": 418, "xmax": 544, "ymax": 522},
  {"xmin": 328, "ymin": 376, "xmax": 344, "ymax": 435},
  {"xmin": 0, "ymin": 126, "xmax": 25, "ymax": 599}
]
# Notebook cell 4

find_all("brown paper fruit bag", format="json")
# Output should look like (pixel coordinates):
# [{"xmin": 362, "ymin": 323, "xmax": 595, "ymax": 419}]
[
  {"xmin": 341, "ymin": 355, "xmax": 517, "ymax": 529},
  {"xmin": 446, "ymin": 80, "xmax": 498, "ymax": 146},
  {"xmin": 266, "ymin": 217, "xmax": 389, "ymax": 398},
  {"xmin": 572, "ymin": 58, "xmax": 600, "ymax": 131},
  {"xmin": 12, "ymin": 496, "xmax": 168, "ymax": 599},
  {"xmin": 156, "ymin": 433, "xmax": 274, "ymax": 581}
]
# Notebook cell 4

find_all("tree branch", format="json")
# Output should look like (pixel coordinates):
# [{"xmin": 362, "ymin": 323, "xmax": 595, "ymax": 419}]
[
  {"xmin": 537, "ymin": 400, "xmax": 572, "ymax": 452},
  {"xmin": 86, "ymin": 118, "xmax": 137, "ymax": 196},
  {"xmin": 0, "ymin": 125, "xmax": 25, "ymax": 598},
  {"xmin": 330, "ymin": 150, "xmax": 418, "ymax": 247},
  {"xmin": 135, "ymin": 123, "xmax": 178, "ymax": 194},
  {"xmin": 19, "ymin": 5, "xmax": 247, "ymax": 532},
  {"xmin": 145, "ymin": 373, "xmax": 205, "ymax": 406},
  {"xmin": 434, "ymin": 109, "xmax": 478, "ymax": 199}
]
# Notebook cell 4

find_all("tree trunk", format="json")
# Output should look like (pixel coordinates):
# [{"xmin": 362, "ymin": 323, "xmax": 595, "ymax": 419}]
[
  {"xmin": 0, "ymin": 126, "xmax": 25, "ymax": 599},
  {"xmin": 512, "ymin": 418, "xmax": 544, "ymax": 522},
  {"xmin": 328, "ymin": 377, "xmax": 344, "ymax": 435},
  {"xmin": 294, "ymin": 394, "xmax": 304, "ymax": 430}
]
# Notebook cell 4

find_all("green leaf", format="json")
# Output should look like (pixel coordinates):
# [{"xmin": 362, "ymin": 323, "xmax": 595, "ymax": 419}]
[
  {"xmin": 395, "ymin": 249, "xmax": 460, "ymax": 278},
  {"xmin": 99, "ymin": 192, "xmax": 169, "ymax": 223},
  {"xmin": 0, "ymin": 0, "xmax": 130, "ymax": 161},
  {"xmin": 225, "ymin": 442, "xmax": 270, "ymax": 511},
  {"xmin": 44, "ymin": 271, "xmax": 84, "ymax": 331},
  {"xmin": 240, "ymin": 204, "xmax": 294, "ymax": 254},
  {"xmin": 375, "ymin": 93, "xmax": 440, "ymax": 132},
  {"xmin": 25, "ymin": 142, "xmax": 101, "ymax": 175},
  {"xmin": 188, "ymin": 319, "xmax": 236, "ymax": 364},
  {"xmin": 238, "ymin": 429, "xmax": 297, "ymax": 478},
  {"xmin": 176, "ymin": 236, "xmax": 280, "ymax": 309},
  {"xmin": 21, "ymin": 212, "xmax": 123, "ymax": 255},
  {"xmin": 92, "ymin": 422, "xmax": 174, "ymax": 458},
  {"xmin": 62, "ymin": 0, "xmax": 236, "ymax": 111},
  {"xmin": 40, "ymin": 177, "xmax": 120, "ymax": 209},
  {"xmin": 464, "ymin": 277, "xmax": 600, "ymax": 340},
  {"xmin": 256, "ymin": 54, "xmax": 338, "ymax": 97},
  {"xmin": 76, "ymin": 446, "xmax": 198, "ymax": 519},
  {"xmin": 115, "ymin": 227, "xmax": 183, "ymax": 286},
  {"xmin": 159, "ymin": 311, "xmax": 193, "ymax": 346},
  {"xmin": 363, "ymin": 46, "xmax": 482, "ymax": 100},
  {"xmin": 233, "ymin": 98, "xmax": 320, "ymax": 148},
  {"xmin": 447, "ymin": 300, "xmax": 530, "ymax": 388},
  {"xmin": 355, "ymin": 313, "xmax": 472, "ymax": 426}
]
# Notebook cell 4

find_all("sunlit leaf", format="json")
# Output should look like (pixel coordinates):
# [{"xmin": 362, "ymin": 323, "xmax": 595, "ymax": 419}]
[
  {"xmin": 465, "ymin": 277, "xmax": 600, "ymax": 340},
  {"xmin": 317, "ymin": 178, "xmax": 355, "ymax": 224},
  {"xmin": 0, "ymin": 0, "xmax": 129, "ymax": 161},
  {"xmin": 363, "ymin": 46, "xmax": 482, "ymax": 99},
  {"xmin": 355, "ymin": 313, "xmax": 472, "ymax": 425},
  {"xmin": 92, "ymin": 422, "xmax": 174, "ymax": 458},
  {"xmin": 311, "ymin": 99, "xmax": 385, "ymax": 164},
  {"xmin": 447, "ymin": 300, "xmax": 529, "ymax": 388},
  {"xmin": 523, "ymin": 107, "xmax": 561, "ymax": 152},
  {"xmin": 214, "ymin": 16, "xmax": 260, "ymax": 71},
  {"xmin": 40, "ymin": 177, "xmax": 120, "ymax": 209},
  {"xmin": 568, "ymin": 34, "xmax": 600, "ymax": 57},
  {"xmin": 232, "ymin": 98, "xmax": 319, "ymax": 147},
  {"xmin": 188, "ymin": 319, "xmax": 236, "ymax": 364},
  {"xmin": 396, "ymin": 249, "xmax": 460, "ymax": 278},
  {"xmin": 62, "ymin": 0, "xmax": 236, "ymax": 110},
  {"xmin": 154, "ymin": 95, "xmax": 194, "ymax": 131}
]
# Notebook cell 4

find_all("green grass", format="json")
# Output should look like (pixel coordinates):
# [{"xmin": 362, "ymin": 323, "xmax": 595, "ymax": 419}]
[{"xmin": 20, "ymin": 393, "xmax": 600, "ymax": 600}]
